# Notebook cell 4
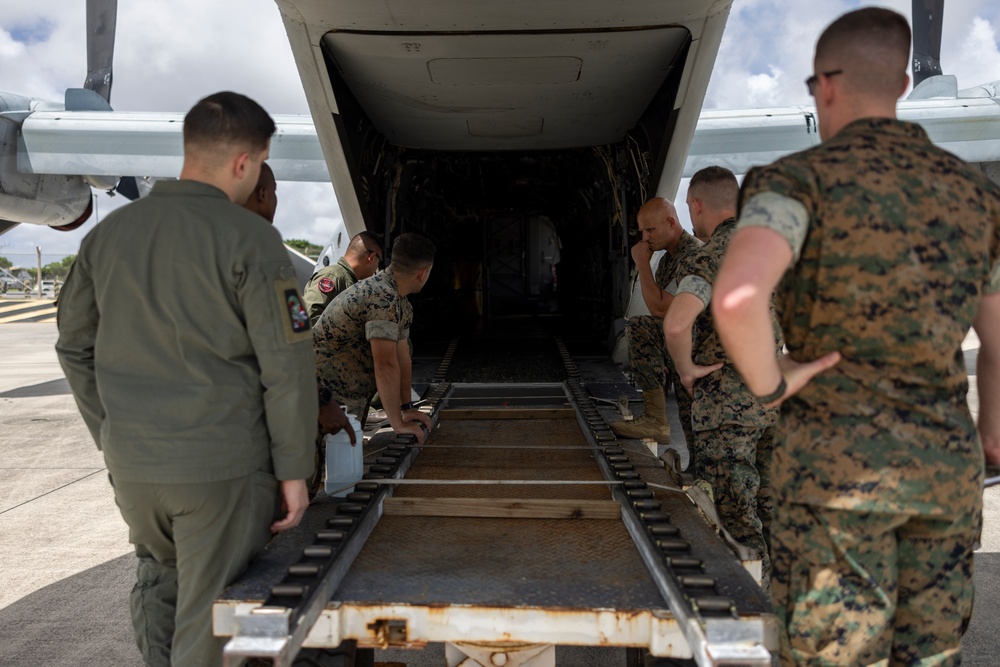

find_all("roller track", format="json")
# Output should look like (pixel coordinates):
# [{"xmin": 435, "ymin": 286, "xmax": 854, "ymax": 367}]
[{"xmin": 216, "ymin": 336, "xmax": 775, "ymax": 666}]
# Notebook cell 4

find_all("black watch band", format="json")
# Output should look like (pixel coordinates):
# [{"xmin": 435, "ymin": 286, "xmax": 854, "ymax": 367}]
[
  {"xmin": 401, "ymin": 402, "xmax": 413, "ymax": 411},
  {"xmin": 754, "ymin": 376, "xmax": 787, "ymax": 404}
]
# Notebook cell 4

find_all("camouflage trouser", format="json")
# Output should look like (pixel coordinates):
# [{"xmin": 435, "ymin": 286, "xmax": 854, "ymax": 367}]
[
  {"xmin": 693, "ymin": 423, "xmax": 774, "ymax": 586},
  {"xmin": 625, "ymin": 315, "xmax": 695, "ymax": 452},
  {"xmin": 771, "ymin": 502, "xmax": 979, "ymax": 666}
]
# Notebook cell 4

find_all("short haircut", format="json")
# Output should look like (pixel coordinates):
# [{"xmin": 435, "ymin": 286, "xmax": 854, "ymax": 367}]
[
  {"xmin": 689, "ymin": 166, "xmax": 739, "ymax": 212},
  {"xmin": 347, "ymin": 231, "xmax": 383, "ymax": 258},
  {"xmin": 255, "ymin": 162, "xmax": 275, "ymax": 190},
  {"xmin": 389, "ymin": 233, "xmax": 436, "ymax": 274},
  {"xmin": 183, "ymin": 91, "xmax": 276, "ymax": 154},
  {"xmin": 815, "ymin": 8, "xmax": 910, "ymax": 97}
]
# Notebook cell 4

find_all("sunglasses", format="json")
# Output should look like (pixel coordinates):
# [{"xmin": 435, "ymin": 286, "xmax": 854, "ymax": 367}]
[{"xmin": 805, "ymin": 69, "xmax": 843, "ymax": 96}]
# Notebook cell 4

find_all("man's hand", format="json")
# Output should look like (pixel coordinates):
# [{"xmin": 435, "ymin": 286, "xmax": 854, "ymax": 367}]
[
  {"xmin": 271, "ymin": 479, "xmax": 310, "ymax": 532},
  {"xmin": 631, "ymin": 240, "xmax": 652, "ymax": 266},
  {"xmin": 394, "ymin": 421, "xmax": 427, "ymax": 445},
  {"xmin": 680, "ymin": 363, "xmax": 724, "ymax": 396},
  {"xmin": 403, "ymin": 408, "xmax": 432, "ymax": 431},
  {"xmin": 765, "ymin": 351, "xmax": 842, "ymax": 407},
  {"xmin": 318, "ymin": 402, "xmax": 357, "ymax": 444}
]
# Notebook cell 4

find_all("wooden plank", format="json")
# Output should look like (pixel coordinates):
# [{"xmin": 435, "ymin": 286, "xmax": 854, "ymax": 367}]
[
  {"xmin": 382, "ymin": 497, "xmax": 621, "ymax": 519},
  {"xmin": 439, "ymin": 408, "xmax": 576, "ymax": 420}
]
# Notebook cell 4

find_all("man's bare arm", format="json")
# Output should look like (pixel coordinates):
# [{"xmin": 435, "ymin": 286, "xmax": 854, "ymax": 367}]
[
  {"xmin": 713, "ymin": 226, "xmax": 839, "ymax": 405},
  {"xmin": 372, "ymin": 338, "xmax": 425, "ymax": 443},
  {"xmin": 663, "ymin": 292, "xmax": 721, "ymax": 393},
  {"xmin": 397, "ymin": 339, "xmax": 431, "ymax": 429},
  {"xmin": 975, "ymin": 292, "xmax": 1000, "ymax": 466},
  {"xmin": 632, "ymin": 242, "xmax": 673, "ymax": 318}
]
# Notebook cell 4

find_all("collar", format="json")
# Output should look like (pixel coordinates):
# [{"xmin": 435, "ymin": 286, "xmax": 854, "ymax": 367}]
[
  {"xmin": 336, "ymin": 256, "xmax": 357, "ymax": 281},
  {"xmin": 835, "ymin": 117, "xmax": 928, "ymax": 142},
  {"xmin": 150, "ymin": 179, "xmax": 231, "ymax": 201}
]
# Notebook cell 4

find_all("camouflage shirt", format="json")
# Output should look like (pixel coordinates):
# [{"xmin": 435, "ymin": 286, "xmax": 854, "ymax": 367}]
[
  {"xmin": 303, "ymin": 257, "xmax": 357, "ymax": 326},
  {"xmin": 678, "ymin": 219, "xmax": 782, "ymax": 431},
  {"xmin": 314, "ymin": 268, "xmax": 413, "ymax": 407},
  {"xmin": 654, "ymin": 230, "xmax": 703, "ymax": 297},
  {"xmin": 738, "ymin": 117, "xmax": 1000, "ymax": 515}
]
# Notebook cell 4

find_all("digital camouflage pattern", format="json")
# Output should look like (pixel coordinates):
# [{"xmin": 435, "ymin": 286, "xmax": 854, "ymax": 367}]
[
  {"xmin": 739, "ymin": 117, "xmax": 1000, "ymax": 665},
  {"xmin": 739, "ymin": 118, "xmax": 1000, "ymax": 516},
  {"xmin": 624, "ymin": 230, "xmax": 703, "ymax": 446},
  {"xmin": 677, "ymin": 218, "xmax": 781, "ymax": 584},
  {"xmin": 303, "ymin": 257, "xmax": 358, "ymax": 326},
  {"xmin": 770, "ymin": 502, "xmax": 979, "ymax": 666},
  {"xmin": 314, "ymin": 268, "xmax": 412, "ymax": 418},
  {"xmin": 686, "ymin": 219, "xmax": 783, "ymax": 431},
  {"xmin": 625, "ymin": 315, "xmax": 693, "ymax": 448},
  {"xmin": 696, "ymin": 424, "xmax": 775, "ymax": 584}
]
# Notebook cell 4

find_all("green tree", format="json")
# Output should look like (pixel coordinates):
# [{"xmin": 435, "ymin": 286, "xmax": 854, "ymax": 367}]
[
  {"xmin": 41, "ymin": 255, "xmax": 76, "ymax": 280},
  {"xmin": 0, "ymin": 256, "xmax": 11, "ymax": 270},
  {"xmin": 284, "ymin": 239, "xmax": 323, "ymax": 258}
]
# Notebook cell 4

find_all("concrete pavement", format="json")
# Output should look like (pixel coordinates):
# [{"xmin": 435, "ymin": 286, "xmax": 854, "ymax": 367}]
[{"xmin": 0, "ymin": 323, "xmax": 997, "ymax": 666}]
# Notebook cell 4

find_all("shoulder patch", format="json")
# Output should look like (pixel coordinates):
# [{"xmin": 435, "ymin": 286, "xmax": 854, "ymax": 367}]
[
  {"xmin": 318, "ymin": 277, "xmax": 335, "ymax": 294},
  {"xmin": 274, "ymin": 277, "xmax": 312, "ymax": 343}
]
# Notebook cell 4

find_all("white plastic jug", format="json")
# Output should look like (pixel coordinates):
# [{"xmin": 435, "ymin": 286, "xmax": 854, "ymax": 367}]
[{"xmin": 324, "ymin": 413, "xmax": 362, "ymax": 497}]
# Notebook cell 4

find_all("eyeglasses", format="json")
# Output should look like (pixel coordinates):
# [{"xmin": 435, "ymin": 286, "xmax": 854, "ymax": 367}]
[{"xmin": 805, "ymin": 69, "xmax": 843, "ymax": 96}]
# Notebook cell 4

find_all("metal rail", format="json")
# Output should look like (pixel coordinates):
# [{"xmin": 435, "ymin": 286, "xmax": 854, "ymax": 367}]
[
  {"xmin": 220, "ymin": 337, "xmax": 774, "ymax": 665},
  {"xmin": 553, "ymin": 337, "xmax": 772, "ymax": 666}
]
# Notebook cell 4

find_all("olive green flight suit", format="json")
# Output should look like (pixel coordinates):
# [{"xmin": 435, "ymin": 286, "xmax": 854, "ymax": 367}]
[
  {"xmin": 57, "ymin": 179, "xmax": 317, "ymax": 667},
  {"xmin": 303, "ymin": 256, "xmax": 357, "ymax": 326}
]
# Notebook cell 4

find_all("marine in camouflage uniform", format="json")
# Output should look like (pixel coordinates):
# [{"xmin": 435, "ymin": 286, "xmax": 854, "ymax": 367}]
[
  {"xmin": 666, "ymin": 193, "xmax": 782, "ymax": 586},
  {"xmin": 713, "ymin": 9, "xmax": 1000, "ymax": 665},
  {"xmin": 613, "ymin": 197, "xmax": 703, "ymax": 448},
  {"xmin": 313, "ymin": 233, "xmax": 435, "ymax": 445},
  {"xmin": 314, "ymin": 268, "xmax": 413, "ymax": 419},
  {"xmin": 689, "ymin": 220, "xmax": 780, "ymax": 583}
]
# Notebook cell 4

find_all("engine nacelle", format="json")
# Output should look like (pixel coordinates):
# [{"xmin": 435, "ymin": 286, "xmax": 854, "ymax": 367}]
[{"xmin": 0, "ymin": 92, "xmax": 94, "ymax": 230}]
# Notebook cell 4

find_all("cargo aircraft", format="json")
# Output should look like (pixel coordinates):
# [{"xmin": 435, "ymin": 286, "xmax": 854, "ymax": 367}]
[{"xmin": 1, "ymin": 0, "xmax": 998, "ymax": 352}]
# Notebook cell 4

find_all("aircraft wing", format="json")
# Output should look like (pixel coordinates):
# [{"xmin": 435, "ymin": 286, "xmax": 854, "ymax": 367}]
[
  {"xmin": 15, "ymin": 94, "xmax": 1000, "ymax": 188},
  {"xmin": 684, "ymin": 95, "xmax": 1000, "ymax": 178},
  {"xmin": 17, "ymin": 111, "xmax": 330, "ymax": 183}
]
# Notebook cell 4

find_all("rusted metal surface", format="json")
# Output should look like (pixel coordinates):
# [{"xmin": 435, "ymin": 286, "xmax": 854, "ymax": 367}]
[{"xmin": 218, "ymin": 373, "xmax": 776, "ymax": 664}]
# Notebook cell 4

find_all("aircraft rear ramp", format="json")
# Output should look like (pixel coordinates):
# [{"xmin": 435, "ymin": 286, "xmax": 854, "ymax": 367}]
[{"xmin": 215, "ymin": 342, "xmax": 776, "ymax": 667}]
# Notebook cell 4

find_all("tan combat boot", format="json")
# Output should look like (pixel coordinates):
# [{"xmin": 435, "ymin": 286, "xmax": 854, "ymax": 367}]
[{"xmin": 610, "ymin": 388, "xmax": 671, "ymax": 443}]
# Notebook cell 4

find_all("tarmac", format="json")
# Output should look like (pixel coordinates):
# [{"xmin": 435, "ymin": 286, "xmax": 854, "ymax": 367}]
[{"xmin": 0, "ymin": 322, "xmax": 997, "ymax": 666}]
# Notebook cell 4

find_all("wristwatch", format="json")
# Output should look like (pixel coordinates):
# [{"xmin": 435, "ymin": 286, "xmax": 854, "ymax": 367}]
[{"xmin": 401, "ymin": 402, "xmax": 413, "ymax": 411}]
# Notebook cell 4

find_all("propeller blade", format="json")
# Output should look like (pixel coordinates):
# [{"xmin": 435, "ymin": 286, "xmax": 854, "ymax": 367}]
[
  {"xmin": 115, "ymin": 176, "xmax": 140, "ymax": 201},
  {"xmin": 84, "ymin": 0, "xmax": 118, "ymax": 103},
  {"xmin": 912, "ymin": 0, "xmax": 945, "ymax": 87}
]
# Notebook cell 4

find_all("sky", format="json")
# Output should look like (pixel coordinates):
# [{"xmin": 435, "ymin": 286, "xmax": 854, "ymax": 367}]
[{"xmin": 1, "ymin": 0, "xmax": 998, "ymax": 267}]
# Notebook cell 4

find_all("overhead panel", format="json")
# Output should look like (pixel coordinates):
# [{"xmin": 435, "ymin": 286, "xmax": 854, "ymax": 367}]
[{"xmin": 321, "ymin": 27, "xmax": 689, "ymax": 150}]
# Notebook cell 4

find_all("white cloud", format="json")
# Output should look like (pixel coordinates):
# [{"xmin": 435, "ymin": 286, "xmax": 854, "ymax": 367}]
[{"xmin": 1, "ymin": 1, "xmax": 998, "ymax": 260}]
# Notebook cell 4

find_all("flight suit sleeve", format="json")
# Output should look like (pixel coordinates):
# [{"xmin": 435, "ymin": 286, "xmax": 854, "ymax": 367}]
[
  {"xmin": 55, "ymin": 244, "xmax": 105, "ymax": 449},
  {"xmin": 303, "ymin": 272, "xmax": 331, "ymax": 327},
  {"xmin": 239, "ymin": 253, "xmax": 318, "ymax": 481}
]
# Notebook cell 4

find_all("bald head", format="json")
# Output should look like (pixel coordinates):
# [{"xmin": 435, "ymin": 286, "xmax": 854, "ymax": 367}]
[
  {"xmin": 242, "ymin": 162, "xmax": 277, "ymax": 223},
  {"xmin": 636, "ymin": 197, "xmax": 683, "ymax": 252},
  {"xmin": 815, "ymin": 7, "xmax": 910, "ymax": 101}
]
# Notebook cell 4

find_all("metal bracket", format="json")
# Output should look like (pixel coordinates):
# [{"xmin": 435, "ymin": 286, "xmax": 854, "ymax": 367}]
[{"xmin": 446, "ymin": 642, "xmax": 555, "ymax": 667}]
